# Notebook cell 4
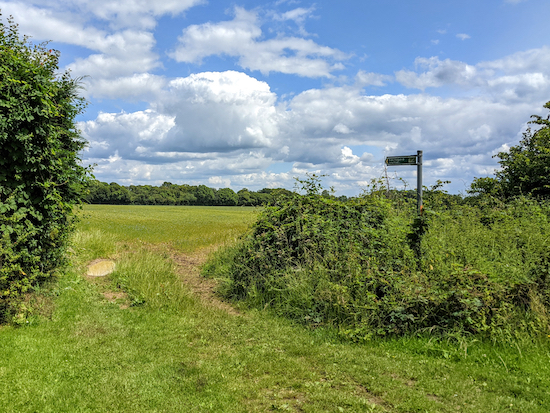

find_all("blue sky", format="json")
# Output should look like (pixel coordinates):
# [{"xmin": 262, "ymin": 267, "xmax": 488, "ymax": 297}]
[{"xmin": 2, "ymin": 0, "xmax": 549, "ymax": 195}]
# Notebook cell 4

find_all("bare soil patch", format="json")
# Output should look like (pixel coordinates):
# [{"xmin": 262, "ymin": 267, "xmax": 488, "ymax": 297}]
[
  {"xmin": 169, "ymin": 247, "xmax": 241, "ymax": 316},
  {"xmin": 84, "ymin": 261, "xmax": 131, "ymax": 309}
]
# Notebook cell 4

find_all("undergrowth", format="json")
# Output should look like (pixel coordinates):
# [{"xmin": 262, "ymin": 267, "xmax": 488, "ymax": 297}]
[{"xmin": 203, "ymin": 183, "xmax": 550, "ymax": 343}]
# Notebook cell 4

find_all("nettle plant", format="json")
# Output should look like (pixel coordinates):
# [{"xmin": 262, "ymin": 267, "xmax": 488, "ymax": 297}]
[{"xmin": 0, "ymin": 15, "xmax": 91, "ymax": 321}]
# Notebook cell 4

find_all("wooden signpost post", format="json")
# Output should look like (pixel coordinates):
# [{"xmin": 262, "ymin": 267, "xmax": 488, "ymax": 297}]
[{"xmin": 385, "ymin": 150, "xmax": 423, "ymax": 215}]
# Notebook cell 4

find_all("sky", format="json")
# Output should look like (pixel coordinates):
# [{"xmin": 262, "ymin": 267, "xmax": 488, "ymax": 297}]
[{"xmin": 2, "ymin": 0, "xmax": 550, "ymax": 195}]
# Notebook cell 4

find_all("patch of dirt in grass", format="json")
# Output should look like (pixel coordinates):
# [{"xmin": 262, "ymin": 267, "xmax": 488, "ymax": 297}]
[
  {"xmin": 253, "ymin": 387, "xmax": 308, "ymax": 412},
  {"xmin": 390, "ymin": 372, "xmax": 416, "ymax": 387},
  {"xmin": 84, "ymin": 263, "xmax": 131, "ymax": 309},
  {"xmin": 102, "ymin": 291, "xmax": 130, "ymax": 309},
  {"xmin": 353, "ymin": 384, "xmax": 389, "ymax": 410},
  {"xmin": 21, "ymin": 292, "xmax": 56, "ymax": 320},
  {"xmin": 73, "ymin": 321, "xmax": 112, "ymax": 338},
  {"xmin": 169, "ymin": 247, "xmax": 241, "ymax": 316}
]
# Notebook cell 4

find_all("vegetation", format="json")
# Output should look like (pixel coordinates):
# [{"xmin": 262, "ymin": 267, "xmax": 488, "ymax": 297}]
[
  {"xmin": 204, "ymin": 175, "xmax": 550, "ymax": 343},
  {"xmin": 85, "ymin": 180, "xmax": 299, "ymax": 206},
  {"xmin": 78, "ymin": 204, "xmax": 258, "ymax": 252},
  {"xmin": 1, "ymin": 205, "xmax": 549, "ymax": 412},
  {"xmin": 0, "ymin": 15, "xmax": 90, "ymax": 322},
  {"xmin": 1, "ymin": 12, "xmax": 549, "ymax": 408}
]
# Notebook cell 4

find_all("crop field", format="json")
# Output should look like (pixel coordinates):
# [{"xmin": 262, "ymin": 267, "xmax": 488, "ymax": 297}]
[
  {"xmin": 78, "ymin": 204, "xmax": 259, "ymax": 252},
  {"xmin": 1, "ymin": 204, "xmax": 549, "ymax": 412}
]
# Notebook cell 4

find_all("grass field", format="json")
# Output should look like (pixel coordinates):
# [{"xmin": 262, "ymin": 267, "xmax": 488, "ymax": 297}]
[
  {"xmin": 0, "ymin": 205, "xmax": 549, "ymax": 412},
  {"xmin": 78, "ymin": 205, "xmax": 258, "ymax": 252}
]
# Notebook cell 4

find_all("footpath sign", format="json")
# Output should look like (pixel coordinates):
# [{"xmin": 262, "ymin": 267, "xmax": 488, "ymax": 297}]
[
  {"xmin": 385, "ymin": 150, "xmax": 423, "ymax": 215},
  {"xmin": 385, "ymin": 155, "xmax": 417, "ymax": 166}
]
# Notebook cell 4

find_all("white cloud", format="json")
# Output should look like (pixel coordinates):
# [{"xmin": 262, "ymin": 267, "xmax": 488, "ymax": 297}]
[
  {"xmin": 274, "ymin": 6, "xmax": 315, "ymax": 23},
  {"xmin": 479, "ymin": 46, "xmax": 550, "ymax": 74},
  {"xmin": 272, "ymin": 6, "xmax": 316, "ymax": 36},
  {"xmin": 171, "ymin": 7, "xmax": 348, "ymax": 77},
  {"xmin": 395, "ymin": 57, "xmax": 480, "ymax": 90},
  {"xmin": 9, "ymin": 0, "xmax": 203, "ymax": 30},
  {"xmin": 67, "ymin": 30, "xmax": 160, "ymax": 79},
  {"xmin": 82, "ymin": 71, "xmax": 280, "ymax": 163},
  {"xmin": 456, "ymin": 33, "xmax": 471, "ymax": 40},
  {"xmin": 356, "ymin": 71, "xmax": 393, "ymax": 87},
  {"xmin": 0, "ymin": 1, "xmax": 163, "ymax": 95},
  {"xmin": 88, "ymin": 74, "xmax": 167, "ymax": 100},
  {"xmin": 394, "ymin": 49, "xmax": 550, "ymax": 104}
]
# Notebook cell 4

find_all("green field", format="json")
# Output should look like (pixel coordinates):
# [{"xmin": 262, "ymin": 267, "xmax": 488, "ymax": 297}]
[
  {"xmin": 78, "ymin": 205, "xmax": 259, "ymax": 252},
  {"xmin": 0, "ymin": 205, "xmax": 549, "ymax": 412}
]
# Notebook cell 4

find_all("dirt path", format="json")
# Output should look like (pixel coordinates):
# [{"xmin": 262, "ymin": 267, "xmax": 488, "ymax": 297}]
[
  {"xmin": 169, "ymin": 248, "xmax": 241, "ymax": 316},
  {"xmin": 85, "ymin": 244, "xmax": 240, "ymax": 315}
]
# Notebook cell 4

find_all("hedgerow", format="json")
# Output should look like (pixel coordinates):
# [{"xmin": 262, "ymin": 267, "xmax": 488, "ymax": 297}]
[
  {"xmin": 0, "ymin": 15, "xmax": 90, "ymax": 322},
  {"xmin": 204, "ymin": 186, "xmax": 550, "ymax": 341}
]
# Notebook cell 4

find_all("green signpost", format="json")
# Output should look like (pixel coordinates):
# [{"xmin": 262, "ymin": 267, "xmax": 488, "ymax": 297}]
[
  {"xmin": 385, "ymin": 155, "xmax": 417, "ymax": 166},
  {"xmin": 385, "ymin": 150, "xmax": 423, "ymax": 215}
]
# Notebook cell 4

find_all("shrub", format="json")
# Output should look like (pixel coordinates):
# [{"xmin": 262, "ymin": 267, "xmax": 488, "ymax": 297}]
[
  {"xmin": 204, "ymin": 187, "xmax": 550, "ymax": 341},
  {"xmin": 0, "ymin": 15, "xmax": 90, "ymax": 321}
]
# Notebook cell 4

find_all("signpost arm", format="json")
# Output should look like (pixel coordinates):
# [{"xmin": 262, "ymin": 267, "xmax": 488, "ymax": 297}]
[{"xmin": 417, "ymin": 150, "xmax": 423, "ymax": 215}]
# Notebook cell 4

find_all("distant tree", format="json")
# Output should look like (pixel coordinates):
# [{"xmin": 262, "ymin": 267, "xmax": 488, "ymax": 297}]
[
  {"xmin": 216, "ymin": 188, "xmax": 238, "ymax": 206},
  {"xmin": 237, "ymin": 188, "xmax": 253, "ymax": 206},
  {"xmin": 178, "ymin": 192, "xmax": 197, "ymax": 205},
  {"xmin": 86, "ymin": 180, "xmax": 110, "ymax": 203},
  {"xmin": 0, "ymin": 14, "xmax": 91, "ymax": 319},
  {"xmin": 195, "ymin": 185, "xmax": 216, "ymax": 205},
  {"xmin": 109, "ymin": 182, "xmax": 131, "ymax": 204}
]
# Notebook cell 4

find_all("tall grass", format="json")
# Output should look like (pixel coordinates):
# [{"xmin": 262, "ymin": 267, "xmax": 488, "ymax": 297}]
[{"xmin": 110, "ymin": 250, "xmax": 192, "ymax": 310}]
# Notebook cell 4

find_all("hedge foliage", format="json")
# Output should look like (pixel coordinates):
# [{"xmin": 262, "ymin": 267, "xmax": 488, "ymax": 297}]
[
  {"xmin": 0, "ymin": 15, "xmax": 90, "ymax": 321},
  {"xmin": 204, "ymin": 188, "xmax": 550, "ymax": 341}
]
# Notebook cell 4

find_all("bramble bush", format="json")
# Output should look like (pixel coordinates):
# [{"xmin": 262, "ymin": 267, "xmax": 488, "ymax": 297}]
[
  {"xmin": 204, "ymin": 178, "xmax": 550, "ymax": 342},
  {"xmin": 0, "ymin": 15, "xmax": 91, "ymax": 322}
]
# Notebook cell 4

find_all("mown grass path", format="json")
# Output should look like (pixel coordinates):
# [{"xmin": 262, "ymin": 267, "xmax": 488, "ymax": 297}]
[{"xmin": 1, "ymin": 205, "xmax": 549, "ymax": 412}]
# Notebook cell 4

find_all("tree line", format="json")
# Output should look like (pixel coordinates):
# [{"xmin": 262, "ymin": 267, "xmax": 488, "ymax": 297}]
[{"xmin": 84, "ymin": 181, "xmax": 310, "ymax": 206}]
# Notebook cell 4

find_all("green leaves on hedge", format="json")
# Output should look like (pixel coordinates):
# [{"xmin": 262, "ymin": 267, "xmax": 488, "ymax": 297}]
[{"xmin": 0, "ymin": 14, "xmax": 92, "ymax": 321}]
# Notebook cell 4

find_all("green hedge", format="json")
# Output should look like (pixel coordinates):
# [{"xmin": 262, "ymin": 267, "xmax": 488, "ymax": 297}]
[
  {"xmin": 0, "ymin": 16, "xmax": 90, "ymax": 321},
  {"xmin": 204, "ymin": 194, "xmax": 550, "ymax": 341}
]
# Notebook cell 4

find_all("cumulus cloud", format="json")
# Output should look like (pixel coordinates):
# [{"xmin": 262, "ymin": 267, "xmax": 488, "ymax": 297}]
[
  {"xmin": 456, "ymin": 33, "xmax": 471, "ymax": 40},
  {"xmin": 82, "ymin": 71, "xmax": 280, "ymax": 162},
  {"xmin": 395, "ymin": 57, "xmax": 480, "ymax": 90},
  {"xmin": 394, "ymin": 49, "xmax": 550, "ymax": 104},
  {"xmin": 8, "ymin": 0, "xmax": 203, "ymax": 30},
  {"xmin": 171, "ymin": 7, "xmax": 348, "ymax": 77},
  {"xmin": 67, "ymin": 30, "xmax": 160, "ymax": 79}
]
